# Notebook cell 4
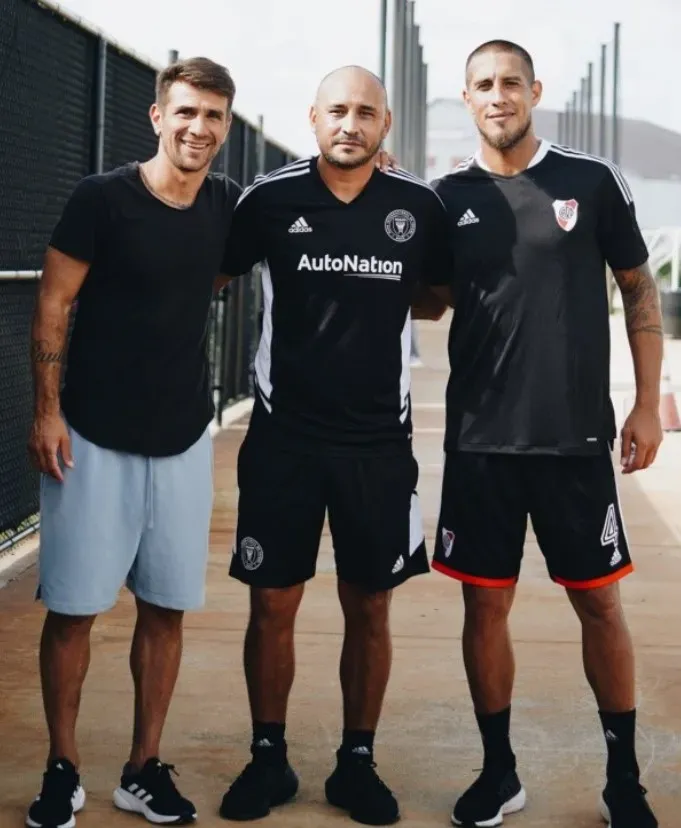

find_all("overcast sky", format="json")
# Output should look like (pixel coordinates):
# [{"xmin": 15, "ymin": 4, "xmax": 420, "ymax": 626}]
[{"xmin": 58, "ymin": 0, "xmax": 680, "ymax": 158}]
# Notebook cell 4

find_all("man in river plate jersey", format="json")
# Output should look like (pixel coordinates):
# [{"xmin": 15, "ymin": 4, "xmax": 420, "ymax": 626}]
[{"xmin": 428, "ymin": 40, "xmax": 661, "ymax": 828}]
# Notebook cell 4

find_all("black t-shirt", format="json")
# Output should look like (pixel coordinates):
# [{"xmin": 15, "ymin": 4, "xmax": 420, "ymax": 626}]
[
  {"xmin": 431, "ymin": 140, "xmax": 649, "ymax": 455},
  {"xmin": 50, "ymin": 163, "xmax": 241, "ymax": 457},
  {"xmin": 222, "ymin": 155, "xmax": 453, "ymax": 452}
]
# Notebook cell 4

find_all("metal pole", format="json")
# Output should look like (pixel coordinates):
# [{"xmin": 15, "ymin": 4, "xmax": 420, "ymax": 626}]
[
  {"xmin": 257, "ymin": 114, "xmax": 265, "ymax": 175},
  {"xmin": 612, "ymin": 22, "xmax": 621, "ymax": 164},
  {"xmin": 168, "ymin": 49, "xmax": 179, "ymax": 64},
  {"xmin": 379, "ymin": 0, "xmax": 388, "ymax": 82},
  {"xmin": 403, "ymin": 2, "xmax": 415, "ymax": 171},
  {"xmin": 564, "ymin": 101, "xmax": 570, "ymax": 146},
  {"xmin": 390, "ymin": 0, "xmax": 405, "ymax": 157},
  {"xmin": 599, "ymin": 43, "xmax": 607, "ymax": 157},
  {"xmin": 94, "ymin": 38, "xmax": 107, "ymax": 174},
  {"xmin": 557, "ymin": 111, "xmax": 563, "ymax": 144},
  {"xmin": 421, "ymin": 61, "xmax": 428, "ymax": 178},
  {"xmin": 586, "ymin": 62, "xmax": 594, "ymax": 152},
  {"xmin": 421, "ymin": 61, "xmax": 428, "ymax": 179},
  {"xmin": 577, "ymin": 78, "xmax": 584, "ymax": 150},
  {"xmin": 571, "ymin": 91, "xmax": 578, "ymax": 146},
  {"xmin": 409, "ymin": 23, "xmax": 420, "ymax": 174}
]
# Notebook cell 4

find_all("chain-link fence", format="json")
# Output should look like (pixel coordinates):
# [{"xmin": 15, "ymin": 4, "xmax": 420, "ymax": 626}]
[{"xmin": 0, "ymin": 0, "xmax": 298, "ymax": 552}]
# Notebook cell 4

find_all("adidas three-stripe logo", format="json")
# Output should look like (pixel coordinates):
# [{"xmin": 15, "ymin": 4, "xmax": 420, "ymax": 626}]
[
  {"xmin": 457, "ymin": 209, "xmax": 479, "ymax": 227},
  {"xmin": 126, "ymin": 783, "xmax": 153, "ymax": 804},
  {"xmin": 288, "ymin": 216, "xmax": 313, "ymax": 233}
]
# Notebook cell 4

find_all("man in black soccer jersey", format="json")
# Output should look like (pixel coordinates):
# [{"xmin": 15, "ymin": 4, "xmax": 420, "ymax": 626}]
[
  {"xmin": 428, "ymin": 41, "xmax": 662, "ymax": 828},
  {"xmin": 26, "ymin": 58, "xmax": 239, "ymax": 828},
  {"xmin": 218, "ymin": 65, "xmax": 451, "ymax": 825}
]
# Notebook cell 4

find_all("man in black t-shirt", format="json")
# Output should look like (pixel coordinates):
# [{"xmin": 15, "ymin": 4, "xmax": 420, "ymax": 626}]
[
  {"xmin": 427, "ymin": 41, "xmax": 661, "ymax": 828},
  {"xmin": 217, "ymin": 66, "xmax": 452, "ymax": 826},
  {"xmin": 26, "ymin": 57, "xmax": 240, "ymax": 828}
]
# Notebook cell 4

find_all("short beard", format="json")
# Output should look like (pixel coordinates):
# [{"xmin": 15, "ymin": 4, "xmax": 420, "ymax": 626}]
[
  {"xmin": 479, "ymin": 117, "xmax": 532, "ymax": 151},
  {"xmin": 322, "ymin": 138, "xmax": 382, "ymax": 171}
]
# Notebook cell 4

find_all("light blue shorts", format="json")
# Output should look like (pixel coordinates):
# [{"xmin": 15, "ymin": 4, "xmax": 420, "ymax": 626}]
[{"xmin": 37, "ymin": 424, "xmax": 214, "ymax": 616}]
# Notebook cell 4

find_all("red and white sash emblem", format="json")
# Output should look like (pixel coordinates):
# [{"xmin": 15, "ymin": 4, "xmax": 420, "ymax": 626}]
[{"xmin": 552, "ymin": 198, "xmax": 579, "ymax": 232}]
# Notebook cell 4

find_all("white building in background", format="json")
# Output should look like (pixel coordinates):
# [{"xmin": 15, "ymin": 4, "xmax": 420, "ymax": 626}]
[{"xmin": 426, "ymin": 99, "xmax": 681, "ymax": 230}]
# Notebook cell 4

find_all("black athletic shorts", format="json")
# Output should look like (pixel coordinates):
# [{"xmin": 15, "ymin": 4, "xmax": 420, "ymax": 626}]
[
  {"xmin": 230, "ymin": 429, "xmax": 429, "ymax": 592},
  {"xmin": 433, "ymin": 448, "xmax": 633, "ymax": 589}
]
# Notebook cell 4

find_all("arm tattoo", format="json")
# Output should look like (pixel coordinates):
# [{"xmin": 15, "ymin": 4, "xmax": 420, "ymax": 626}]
[
  {"xmin": 612, "ymin": 264, "xmax": 663, "ymax": 337},
  {"xmin": 30, "ymin": 339, "xmax": 66, "ymax": 364}
]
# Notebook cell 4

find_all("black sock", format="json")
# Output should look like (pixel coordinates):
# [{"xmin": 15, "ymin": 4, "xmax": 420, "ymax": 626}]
[
  {"xmin": 252, "ymin": 721, "xmax": 286, "ymax": 759},
  {"xmin": 599, "ymin": 709, "xmax": 639, "ymax": 781},
  {"xmin": 476, "ymin": 707, "xmax": 516, "ymax": 771},
  {"xmin": 340, "ymin": 729, "xmax": 375, "ymax": 760}
]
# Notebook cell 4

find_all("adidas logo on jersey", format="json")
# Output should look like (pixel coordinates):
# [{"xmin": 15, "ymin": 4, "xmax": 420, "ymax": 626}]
[
  {"xmin": 457, "ymin": 209, "xmax": 479, "ymax": 227},
  {"xmin": 288, "ymin": 216, "xmax": 312, "ymax": 233}
]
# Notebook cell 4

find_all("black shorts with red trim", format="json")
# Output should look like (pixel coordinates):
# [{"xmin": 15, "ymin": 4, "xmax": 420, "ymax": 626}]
[{"xmin": 432, "ymin": 448, "xmax": 633, "ymax": 589}]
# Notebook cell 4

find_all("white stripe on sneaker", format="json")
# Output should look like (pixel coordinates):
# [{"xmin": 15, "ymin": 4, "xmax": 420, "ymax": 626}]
[{"xmin": 113, "ymin": 787, "xmax": 196, "ymax": 825}]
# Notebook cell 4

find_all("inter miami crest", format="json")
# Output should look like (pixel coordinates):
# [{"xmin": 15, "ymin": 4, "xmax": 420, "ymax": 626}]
[
  {"xmin": 552, "ymin": 198, "xmax": 579, "ymax": 232},
  {"xmin": 240, "ymin": 536, "xmax": 264, "ymax": 571},
  {"xmin": 384, "ymin": 209, "xmax": 416, "ymax": 243}
]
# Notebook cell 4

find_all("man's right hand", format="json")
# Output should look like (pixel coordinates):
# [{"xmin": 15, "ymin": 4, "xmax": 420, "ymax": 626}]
[{"xmin": 28, "ymin": 413, "xmax": 74, "ymax": 482}]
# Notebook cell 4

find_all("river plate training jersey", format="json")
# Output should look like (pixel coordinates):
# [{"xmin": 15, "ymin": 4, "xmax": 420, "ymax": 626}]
[
  {"xmin": 431, "ymin": 139, "xmax": 649, "ymax": 456},
  {"xmin": 223, "ymin": 156, "xmax": 453, "ymax": 451}
]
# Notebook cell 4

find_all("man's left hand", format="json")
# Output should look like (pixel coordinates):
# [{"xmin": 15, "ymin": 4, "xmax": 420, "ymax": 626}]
[
  {"xmin": 375, "ymin": 149, "xmax": 398, "ymax": 171},
  {"xmin": 619, "ymin": 403, "xmax": 663, "ymax": 473}
]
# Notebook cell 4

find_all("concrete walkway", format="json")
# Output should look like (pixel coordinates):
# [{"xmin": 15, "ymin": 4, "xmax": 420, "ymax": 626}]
[{"xmin": 0, "ymin": 309, "xmax": 680, "ymax": 827}]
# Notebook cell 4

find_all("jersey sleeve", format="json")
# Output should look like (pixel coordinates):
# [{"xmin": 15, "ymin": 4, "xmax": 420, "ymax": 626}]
[
  {"xmin": 597, "ymin": 165, "xmax": 649, "ymax": 271},
  {"xmin": 423, "ymin": 188, "xmax": 455, "ymax": 286},
  {"xmin": 49, "ymin": 177, "xmax": 106, "ymax": 263},
  {"xmin": 220, "ymin": 184, "xmax": 267, "ymax": 276}
]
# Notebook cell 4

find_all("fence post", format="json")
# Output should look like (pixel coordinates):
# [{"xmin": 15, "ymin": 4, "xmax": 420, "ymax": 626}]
[{"xmin": 94, "ymin": 38, "xmax": 107, "ymax": 174}]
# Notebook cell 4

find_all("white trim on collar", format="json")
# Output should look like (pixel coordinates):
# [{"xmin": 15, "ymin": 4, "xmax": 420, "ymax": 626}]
[{"xmin": 474, "ymin": 138, "xmax": 550, "ymax": 172}]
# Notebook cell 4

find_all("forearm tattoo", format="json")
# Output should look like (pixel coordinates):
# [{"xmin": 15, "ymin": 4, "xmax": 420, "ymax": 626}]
[
  {"xmin": 30, "ymin": 339, "xmax": 66, "ymax": 363},
  {"xmin": 613, "ymin": 265, "xmax": 663, "ymax": 337}
]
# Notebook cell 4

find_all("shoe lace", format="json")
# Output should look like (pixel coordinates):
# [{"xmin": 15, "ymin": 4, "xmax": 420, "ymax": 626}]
[
  {"xmin": 148, "ymin": 762, "xmax": 184, "ymax": 803},
  {"xmin": 350, "ymin": 758, "xmax": 393, "ymax": 797},
  {"xmin": 612, "ymin": 778, "xmax": 653, "ymax": 817},
  {"xmin": 464, "ymin": 766, "xmax": 515, "ymax": 802},
  {"xmin": 230, "ymin": 751, "xmax": 282, "ymax": 793}
]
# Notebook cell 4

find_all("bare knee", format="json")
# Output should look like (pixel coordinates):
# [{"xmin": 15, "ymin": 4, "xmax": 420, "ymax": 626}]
[
  {"xmin": 135, "ymin": 598, "xmax": 184, "ymax": 634},
  {"xmin": 568, "ymin": 583, "xmax": 625, "ymax": 626},
  {"xmin": 462, "ymin": 584, "xmax": 515, "ymax": 627},
  {"xmin": 338, "ymin": 581, "xmax": 391, "ymax": 633},
  {"xmin": 249, "ymin": 586, "xmax": 304, "ymax": 633},
  {"xmin": 44, "ymin": 611, "xmax": 96, "ymax": 641}
]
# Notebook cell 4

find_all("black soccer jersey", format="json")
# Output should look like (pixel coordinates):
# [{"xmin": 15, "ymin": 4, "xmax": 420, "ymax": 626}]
[
  {"xmin": 431, "ymin": 139, "xmax": 649, "ymax": 456},
  {"xmin": 223, "ymin": 156, "xmax": 452, "ymax": 450}
]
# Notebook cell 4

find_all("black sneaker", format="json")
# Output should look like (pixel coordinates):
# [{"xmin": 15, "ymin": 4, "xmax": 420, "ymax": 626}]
[
  {"xmin": 113, "ymin": 758, "xmax": 197, "ymax": 824},
  {"xmin": 600, "ymin": 773, "xmax": 658, "ymax": 827},
  {"xmin": 325, "ymin": 748, "xmax": 400, "ymax": 826},
  {"xmin": 26, "ymin": 758, "xmax": 86, "ymax": 828},
  {"xmin": 219, "ymin": 746, "xmax": 299, "ymax": 821},
  {"xmin": 451, "ymin": 766, "xmax": 526, "ymax": 827}
]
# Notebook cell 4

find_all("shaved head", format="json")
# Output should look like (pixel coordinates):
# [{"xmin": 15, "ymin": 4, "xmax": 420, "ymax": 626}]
[
  {"xmin": 310, "ymin": 65, "xmax": 391, "ymax": 171},
  {"xmin": 315, "ymin": 65, "xmax": 388, "ymax": 111}
]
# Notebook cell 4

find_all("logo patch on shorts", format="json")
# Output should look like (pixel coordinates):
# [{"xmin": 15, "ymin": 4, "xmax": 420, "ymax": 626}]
[
  {"xmin": 441, "ymin": 527, "xmax": 455, "ymax": 558},
  {"xmin": 240, "ymin": 536, "xmax": 264, "ymax": 571},
  {"xmin": 600, "ymin": 503, "xmax": 621, "ymax": 566}
]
